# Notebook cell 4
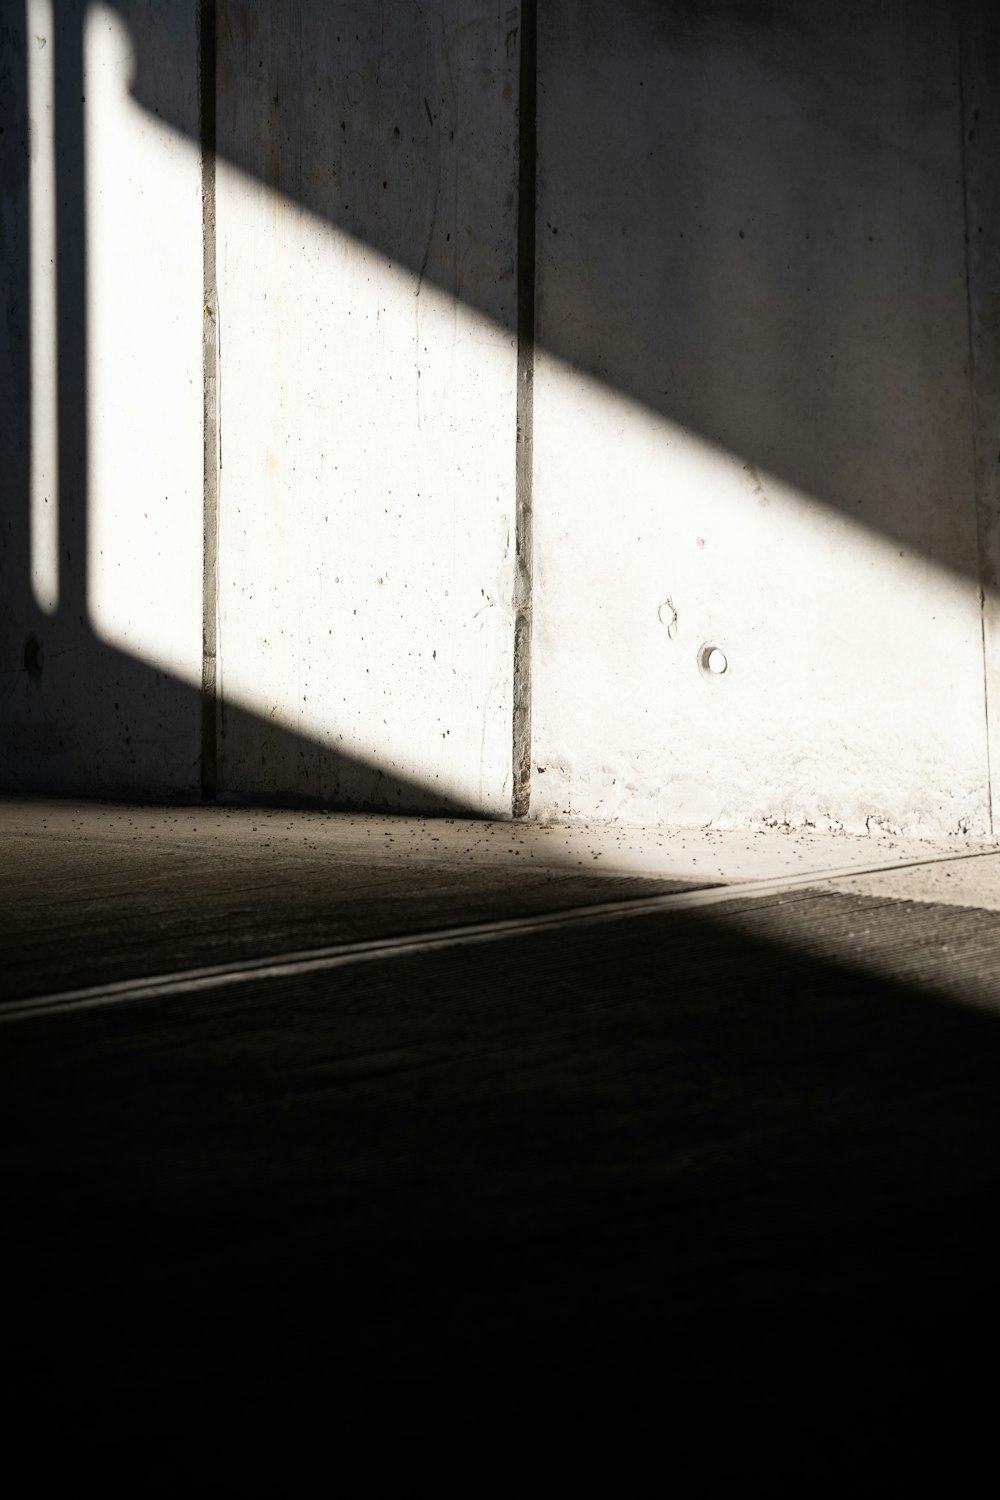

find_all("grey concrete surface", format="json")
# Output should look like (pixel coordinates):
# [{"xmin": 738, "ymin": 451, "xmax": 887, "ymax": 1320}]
[
  {"xmin": 3, "ymin": 800, "xmax": 1000, "ymax": 1483},
  {"xmin": 3, "ymin": 797, "xmax": 996, "ymax": 1002}
]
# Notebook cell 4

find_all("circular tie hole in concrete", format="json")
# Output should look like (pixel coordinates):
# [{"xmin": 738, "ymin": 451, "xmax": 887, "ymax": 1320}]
[{"xmin": 698, "ymin": 643, "xmax": 728, "ymax": 679}]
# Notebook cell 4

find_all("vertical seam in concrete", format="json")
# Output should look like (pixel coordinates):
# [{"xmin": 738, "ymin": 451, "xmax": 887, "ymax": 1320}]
[
  {"xmin": 512, "ymin": 0, "xmax": 537, "ymax": 819},
  {"xmin": 200, "ymin": 0, "xmax": 219, "ymax": 801},
  {"xmin": 958, "ymin": 30, "xmax": 994, "ymax": 837}
]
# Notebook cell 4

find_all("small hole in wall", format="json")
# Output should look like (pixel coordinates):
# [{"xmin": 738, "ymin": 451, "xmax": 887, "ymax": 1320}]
[{"xmin": 698, "ymin": 643, "xmax": 728, "ymax": 678}]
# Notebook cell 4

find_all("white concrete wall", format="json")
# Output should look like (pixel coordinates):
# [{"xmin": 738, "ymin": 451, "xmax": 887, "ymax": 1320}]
[
  {"xmin": 84, "ymin": 3, "xmax": 204, "ymax": 701},
  {"xmin": 214, "ymin": 1, "xmax": 518, "ymax": 812},
  {"xmin": 531, "ymin": 0, "xmax": 993, "ymax": 835},
  {"xmin": 2, "ymin": 1, "xmax": 997, "ymax": 834}
]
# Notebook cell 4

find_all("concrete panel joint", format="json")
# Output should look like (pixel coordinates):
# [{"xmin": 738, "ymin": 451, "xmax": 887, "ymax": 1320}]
[
  {"xmin": 960, "ymin": 4, "xmax": 1000, "ymax": 837},
  {"xmin": 512, "ymin": 0, "xmax": 536, "ymax": 819},
  {"xmin": 200, "ymin": 0, "xmax": 219, "ymax": 800}
]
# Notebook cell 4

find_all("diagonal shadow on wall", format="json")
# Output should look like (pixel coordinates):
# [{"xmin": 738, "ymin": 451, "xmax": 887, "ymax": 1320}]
[
  {"xmin": 3, "ymin": 1, "xmax": 1000, "ymax": 810},
  {"xmin": 2, "ymin": 0, "xmax": 495, "ymax": 811},
  {"xmin": 115, "ymin": 0, "xmax": 999, "ymax": 567}
]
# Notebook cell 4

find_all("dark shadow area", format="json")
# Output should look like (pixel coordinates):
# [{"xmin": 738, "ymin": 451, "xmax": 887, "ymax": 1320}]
[
  {"xmin": 0, "ymin": 809, "xmax": 709, "ymax": 1003},
  {"xmin": 2, "ymin": 630, "xmax": 489, "ymax": 810},
  {"xmin": 2, "ymin": 895, "xmax": 1000, "ymax": 1481}
]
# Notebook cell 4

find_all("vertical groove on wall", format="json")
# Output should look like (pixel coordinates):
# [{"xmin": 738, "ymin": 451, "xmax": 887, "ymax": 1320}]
[
  {"xmin": 200, "ymin": 0, "xmax": 219, "ymax": 800},
  {"xmin": 512, "ymin": 0, "xmax": 537, "ymax": 819},
  {"xmin": 959, "ymin": 11, "xmax": 1000, "ymax": 838}
]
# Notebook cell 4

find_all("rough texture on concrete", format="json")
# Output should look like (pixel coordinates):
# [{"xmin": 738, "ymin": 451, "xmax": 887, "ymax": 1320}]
[
  {"xmin": 214, "ymin": 1, "xmax": 519, "ymax": 812},
  {"xmin": 3, "ymin": 796, "xmax": 997, "ymax": 1002}
]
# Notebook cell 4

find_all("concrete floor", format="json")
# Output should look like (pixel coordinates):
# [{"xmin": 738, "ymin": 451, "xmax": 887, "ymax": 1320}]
[{"xmin": 3, "ymin": 799, "xmax": 1000, "ymax": 1484}]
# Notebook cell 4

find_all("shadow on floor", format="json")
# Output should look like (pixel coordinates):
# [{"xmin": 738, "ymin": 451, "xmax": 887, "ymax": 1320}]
[{"xmin": 2, "ymin": 892, "xmax": 998, "ymax": 1483}]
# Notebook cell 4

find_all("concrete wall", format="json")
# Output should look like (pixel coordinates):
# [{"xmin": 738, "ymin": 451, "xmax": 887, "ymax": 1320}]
[
  {"xmin": 531, "ymin": 0, "xmax": 998, "ymax": 835},
  {"xmin": 2, "ymin": 0, "xmax": 204, "ymax": 799},
  {"xmin": 2, "ymin": 1, "xmax": 998, "ymax": 832},
  {"xmin": 213, "ymin": 2, "xmax": 518, "ymax": 812}
]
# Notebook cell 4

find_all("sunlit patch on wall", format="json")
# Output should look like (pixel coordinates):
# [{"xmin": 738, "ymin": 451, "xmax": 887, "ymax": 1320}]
[
  {"xmin": 83, "ymin": 3, "xmax": 203, "ymax": 683},
  {"xmin": 27, "ymin": 0, "xmax": 58, "ymax": 615}
]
